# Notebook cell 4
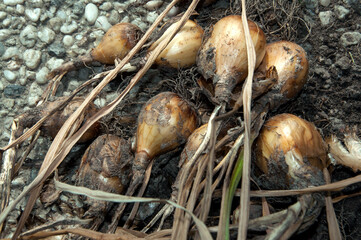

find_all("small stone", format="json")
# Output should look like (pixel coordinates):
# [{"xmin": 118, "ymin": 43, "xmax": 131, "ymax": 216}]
[
  {"xmin": 19, "ymin": 25, "xmax": 37, "ymax": 48},
  {"xmin": 46, "ymin": 57, "xmax": 64, "ymax": 71},
  {"xmin": 99, "ymin": 2, "xmax": 112, "ymax": 11},
  {"xmin": 144, "ymin": 0, "xmax": 163, "ymax": 10},
  {"xmin": 28, "ymin": 82, "xmax": 42, "ymax": 107},
  {"xmin": 62, "ymin": 35, "xmax": 74, "ymax": 47},
  {"xmin": 146, "ymin": 12, "xmax": 158, "ymax": 24},
  {"xmin": 23, "ymin": 49, "xmax": 42, "ymax": 70},
  {"xmin": 73, "ymin": 2, "xmax": 85, "ymax": 15},
  {"xmin": 314, "ymin": 67, "xmax": 331, "ymax": 79},
  {"xmin": 48, "ymin": 17, "xmax": 63, "ymax": 32},
  {"xmin": 0, "ymin": 81, "xmax": 4, "ymax": 91},
  {"xmin": 7, "ymin": 60, "xmax": 21, "ymax": 71},
  {"xmin": 38, "ymin": 27, "xmax": 55, "ymax": 44},
  {"xmin": 85, "ymin": 3, "xmax": 98, "ymax": 24},
  {"xmin": 319, "ymin": 11, "xmax": 334, "ymax": 26},
  {"xmin": 95, "ymin": 16, "xmax": 112, "ymax": 31},
  {"xmin": 0, "ymin": 42, "xmax": 5, "ymax": 57},
  {"xmin": 67, "ymin": 80, "xmax": 81, "ymax": 92},
  {"xmin": 92, "ymin": 0, "xmax": 104, "ymax": 4},
  {"xmin": 3, "ymin": 99, "xmax": 15, "ymax": 109},
  {"xmin": 25, "ymin": 8, "xmax": 41, "ymax": 22},
  {"xmin": 3, "ymin": 70, "xmax": 17, "ymax": 82},
  {"xmin": 4, "ymin": 0, "xmax": 24, "ymax": 5},
  {"xmin": 4, "ymin": 84, "xmax": 26, "ymax": 98},
  {"xmin": 35, "ymin": 67, "xmax": 49, "ymax": 85},
  {"xmin": 2, "ymin": 47, "xmax": 20, "ymax": 60},
  {"xmin": 305, "ymin": 0, "xmax": 318, "ymax": 10},
  {"xmin": 56, "ymin": 9, "xmax": 67, "ymax": 20},
  {"xmin": 334, "ymin": 5, "xmax": 350, "ymax": 20},
  {"xmin": 335, "ymin": 56, "xmax": 351, "ymax": 70},
  {"xmin": 320, "ymin": 0, "xmax": 330, "ymax": 7},
  {"xmin": 0, "ymin": 29, "xmax": 11, "ymax": 41},
  {"xmin": 108, "ymin": 10, "xmax": 120, "ymax": 25},
  {"xmin": 60, "ymin": 20, "xmax": 78, "ymax": 34},
  {"xmin": 0, "ymin": 12, "xmax": 7, "ymax": 20},
  {"xmin": 28, "ymin": 0, "xmax": 43, "ymax": 8},
  {"xmin": 167, "ymin": 6, "xmax": 179, "ymax": 17},
  {"xmin": 340, "ymin": 32, "xmax": 361, "ymax": 47},
  {"xmin": 16, "ymin": 4, "xmax": 25, "ymax": 14},
  {"xmin": 131, "ymin": 18, "xmax": 147, "ymax": 31},
  {"xmin": 48, "ymin": 43, "xmax": 66, "ymax": 57}
]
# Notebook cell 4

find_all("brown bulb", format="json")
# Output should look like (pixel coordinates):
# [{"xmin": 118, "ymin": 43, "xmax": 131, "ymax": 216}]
[
  {"xmin": 148, "ymin": 20, "xmax": 204, "ymax": 69},
  {"xmin": 256, "ymin": 41, "xmax": 309, "ymax": 99},
  {"xmin": 254, "ymin": 114, "xmax": 328, "ymax": 189},
  {"xmin": 136, "ymin": 92, "xmax": 198, "ymax": 160},
  {"xmin": 197, "ymin": 15, "xmax": 266, "ymax": 104},
  {"xmin": 91, "ymin": 23, "xmax": 141, "ymax": 64}
]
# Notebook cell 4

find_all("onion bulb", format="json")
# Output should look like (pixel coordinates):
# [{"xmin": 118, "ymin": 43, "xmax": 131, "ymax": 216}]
[
  {"xmin": 130, "ymin": 92, "xmax": 198, "ymax": 194},
  {"xmin": 91, "ymin": 23, "xmax": 141, "ymax": 64},
  {"xmin": 148, "ymin": 20, "xmax": 204, "ymax": 69},
  {"xmin": 256, "ymin": 41, "xmax": 309, "ymax": 99},
  {"xmin": 197, "ymin": 15, "xmax": 266, "ymax": 104},
  {"xmin": 76, "ymin": 134, "xmax": 132, "ymax": 228},
  {"xmin": 16, "ymin": 97, "xmax": 100, "ymax": 143},
  {"xmin": 254, "ymin": 113, "xmax": 328, "ymax": 189}
]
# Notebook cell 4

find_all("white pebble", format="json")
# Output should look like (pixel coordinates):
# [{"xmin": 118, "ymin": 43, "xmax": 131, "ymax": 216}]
[
  {"xmin": 100, "ymin": 2, "xmax": 112, "ymax": 11},
  {"xmin": 62, "ymin": 35, "xmax": 74, "ymax": 47},
  {"xmin": 131, "ymin": 18, "xmax": 147, "ymax": 31},
  {"xmin": 3, "ymin": 70, "xmax": 17, "ymax": 82},
  {"xmin": 46, "ymin": 57, "xmax": 64, "ymax": 71},
  {"xmin": 19, "ymin": 25, "xmax": 37, "ymax": 47},
  {"xmin": 37, "ymin": 27, "xmax": 55, "ymax": 44},
  {"xmin": 28, "ymin": 82, "xmax": 42, "ymax": 107},
  {"xmin": 4, "ymin": 0, "xmax": 24, "ymax": 5},
  {"xmin": 2, "ymin": 47, "xmax": 21, "ymax": 60},
  {"xmin": 3, "ymin": 18, "xmax": 11, "ymax": 27},
  {"xmin": 0, "ymin": 29, "xmax": 11, "ymax": 41},
  {"xmin": 167, "ymin": 6, "xmax": 179, "ymax": 17},
  {"xmin": 25, "ymin": 8, "xmax": 41, "ymax": 22},
  {"xmin": 16, "ymin": 4, "xmax": 25, "ymax": 14},
  {"xmin": 7, "ymin": 60, "xmax": 21, "ymax": 70},
  {"xmin": 0, "ymin": 81, "xmax": 4, "ymax": 91},
  {"xmin": 60, "ymin": 20, "xmax": 78, "ymax": 34},
  {"xmin": 0, "ymin": 12, "xmax": 7, "ymax": 20},
  {"xmin": 23, "ymin": 49, "xmax": 42, "ymax": 70},
  {"xmin": 85, "ymin": 3, "xmax": 99, "ymax": 24},
  {"xmin": 146, "ymin": 12, "xmax": 158, "ymax": 24},
  {"xmin": 95, "ymin": 16, "xmax": 112, "ymax": 31},
  {"xmin": 144, "ymin": 1, "xmax": 163, "ymax": 10},
  {"xmin": 35, "ymin": 67, "xmax": 49, "ymax": 85}
]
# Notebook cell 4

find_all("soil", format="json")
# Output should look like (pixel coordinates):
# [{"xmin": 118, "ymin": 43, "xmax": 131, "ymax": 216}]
[{"xmin": 2, "ymin": 0, "xmax": 361, "ymax": 239}]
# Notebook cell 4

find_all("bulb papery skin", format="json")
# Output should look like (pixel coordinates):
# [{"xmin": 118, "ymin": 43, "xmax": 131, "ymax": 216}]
[
  {"xmin": 136, "ymin": 92, "xmax": 198, "ymax": 160},
  {"xmin": 254, "ymin": 114, "xmax": 328, "ymax": 190},
  {"xmin": 149, "ymin": 20, "xmax": 204, "ymax": 68},
  {"xmin": 91, "ymin": 23, "xmax": 141, "ymax": 64},
  {"xmin": 197, "ymin": 15, "xmax": 266, "ymax": 103},
  {"xmin": 77, "ymin": 134, "xmax": 132, "ymax": 196},
  {"xmin": 256, "ymin": 41, "xmax": 309, "ymax": 99}
]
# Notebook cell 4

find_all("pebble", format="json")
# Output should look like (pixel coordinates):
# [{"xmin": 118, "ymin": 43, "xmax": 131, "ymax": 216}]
[
  {"xmin": 19, "ymin": 25, "xmax": 37, "ymax": 48},
  {"xmin": 23, "ymin": 49, "xmax": 42, "ymax": 69},
  {"xmin": 3, "ymin": 70, "xmax": 17, "ymax": 83},
  {"xmin": 46, "ymin": 57, "xmax": 64, "ymax": 71},
  {"xmin": 7, "ymin": 60, "xmax": 21, "ymax": 70},
  {"xmin": 144, "ymin": 1, "xmax": 163, "ymax": 11},
  {"xmin": 3, "ymin": 18, "xmax": 11, "ymax": 28},
  {"xmin": 319, "ymin": 11, "xmax": 334, "ymax": 26},
  {"xmin": 48, "ymin": 42, "xmax": 66, "ymax": 57},
  {"xmin": 108, "ymin": 10, "xmax": 120, "ymax": 25},
  {"xmin": 335, "ymin": 56, "xmax": 351, "ymax": 70},
  {"xmin": 16, "ymin": 5, "xmax": 25, "ymax": 14},
  {"xmin": 146, "ymin": 12, "xmax": 158, "ymax": 24},
  {"xmin": 38, "ymin": 27, "xmax": 55, "ymax": 44},
  {"xmin": 167, "ymin": 6, "xmax": 179, "ymax": 17},
  {"xmin": 319, "ymin": 0, "xmax": 330, "ymax": 7},
  {"xmin": 0, "ymin": 81, "xmax": 4, "ymax": 91},
  {"xmin": 3, "ymin": 84, "xmax": 25, "ymax": 98},
  {"xmin": 2, "ymin": 47, "xmax": 21, "ymax": 60},
  {"xmin": 4, "ymin": 0, "xmax": 24, "ymax": 5},
  {"xmin": 28, "ymin": 82, "xmax": 42, "ymax": 107},
  {"xmin": 48, "ymin": 17, "xmax": 63, "ymax": 32},
  {"xmin": 62, "ymin": 35, "xmax": 74, "ymax": 47},
  {"xmin": 131, "ymin": 18, "xmax": 147, "ymax": 31},
  {"xmin": 3, "ymin": 99, "xmax": 15, "ymax": 109},
  {"xmin": 0, "ymin": 29, "xmax": 11, "ymax": 41},
  {"xmin": 0, "ymin": 11, "xmax": 7, "ymax": 20},
  {"xmin": 340, "ymin": 32, "xmax": 361, "ymax": 47},
  {"xmin": 25, "ymin": 8, "xmax": 41, "ymax": 22},
  {"xmin": 60, "ymin": 20, "xmax": 78, "ymax": 34},
  {"xmin": 92, "ymin": 0, "xmax": 104, "ymax": 4},
  {"xmin": 28, "ymin": 0, "xmax": 43, "ymax": 8},
  {"xmin": 95, "ymin": 16, "xmax": 112, "ymax": 31},
  {"xmin": 73, "ymin": 2, "xmax": 85, "ymax": 16},
  {"xmin": 35, "ymin": 67, "xmax": 49, "ymax": 85},
  {"xmin": 85, "ymin": 3, "xmax": 98, "ymax": 24},
  {"xmin": 334, "ymin": 5, "xmax": 350, "ymax": 20},
  {"xmin": 100, "ymin": 2, "xmax": 112, "ymax": 11}
]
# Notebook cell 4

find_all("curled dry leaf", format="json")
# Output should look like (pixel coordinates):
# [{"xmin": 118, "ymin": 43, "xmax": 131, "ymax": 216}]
[
  {"xmin": 148, "ymin": 20, "xmax": 204, "ymax": 68},
  {"xmin": 327, "ymin": 131, "xmax": 361, "ymax": 172},
  {"xmin": 197, "ymin": 15, "xmax": 266, "ymax": 104},
  {"xmin": 16, "ymin": 97, "xmax": 100, "ymax": 143}
]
